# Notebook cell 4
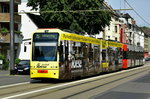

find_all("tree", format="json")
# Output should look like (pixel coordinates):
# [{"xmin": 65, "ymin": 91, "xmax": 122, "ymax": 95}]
[
  {"xmin": 140, "ymin": 26, "xmax": 149, "ymax": 29},
  {"xmin": 27, "ymin": 0, "xmax": 111, "ymax": 34}
]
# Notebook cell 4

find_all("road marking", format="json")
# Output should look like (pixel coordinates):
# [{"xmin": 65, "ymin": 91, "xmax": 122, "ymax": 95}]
[
  {"xmin": 0, "ymin": 82, "xmax": 29, "ymax": 89},
  {"xmin": 2, "ymin": 65, "xmax": 150, "ymax": 99}
]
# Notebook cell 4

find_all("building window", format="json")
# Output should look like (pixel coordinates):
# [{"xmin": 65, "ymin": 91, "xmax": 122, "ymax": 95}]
[
  {"xmin": 128, "ymin": 24, "xmax": 132, "ymax": 29},
  {"xmin": 1, "ymin": 4, "xmax": 9, "ymax": 13},
  {"xmin": 108, "ymin": 26, "xmax": 110, "ymax": 30},
  {"xmin": 130, "ymin": 32, "xmax": 132, "ymax": 37},
  {"xmin": 115, "ymin": 37, "xmax": 117, "ymax": 41},
  {"xmin": 108, "ymin": 36, "xmax": 110, "ymax": 40},
  {"xmin": 115, "ymin": 26, "xmax": 117, "ymax": 33},
  {"xmin": 129, "ymin": 39, "xmax": 132, "ymax": 44}
]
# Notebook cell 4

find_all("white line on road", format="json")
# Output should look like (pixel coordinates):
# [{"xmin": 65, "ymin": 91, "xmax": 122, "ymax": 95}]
[{"xmin": 0, "ymin": 82, "xmax": 29, "ymax": 89}]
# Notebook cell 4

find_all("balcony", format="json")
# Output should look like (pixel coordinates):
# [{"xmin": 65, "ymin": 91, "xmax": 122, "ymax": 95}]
[
  {"xmin": 0, "ymin": 0, "xmax": 21, "ymax": 4},
  {"xmin": 0, "ymin": 33, "xmax": 23, "ymax": 43},
  {"xmin": 0, "ymin": 13, "xmax": 21, "ymax": 23}
]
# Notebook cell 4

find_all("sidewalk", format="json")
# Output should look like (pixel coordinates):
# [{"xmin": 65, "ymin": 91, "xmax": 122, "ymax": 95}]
[
  {"xmin": 0, "ymin": 70, "xmax": 9, "ymax": 75},
  {"xmin": 0, "ymin": 70, "xmax": 30, "ymax": 86}
]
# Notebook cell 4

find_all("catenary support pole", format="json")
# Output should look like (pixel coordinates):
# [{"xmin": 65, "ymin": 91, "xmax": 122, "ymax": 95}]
[{"xmin": 10, "ymin": 0, "xmax": 15, "ymax": 75}]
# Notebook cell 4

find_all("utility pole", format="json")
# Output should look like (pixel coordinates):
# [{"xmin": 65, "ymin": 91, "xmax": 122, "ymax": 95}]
[{"xmin": 10, "ymin": 0, "xmax": 15, "ymax": 75}]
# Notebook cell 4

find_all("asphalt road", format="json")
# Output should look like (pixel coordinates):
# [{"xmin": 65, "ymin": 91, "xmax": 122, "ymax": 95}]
[
  {"xmin": 92, "ymin": 72, "xmax": 150, "ymax": 99},
  {"xmin": 92, "ymin": 61, "xmax": 150, "ymax": 99},
  {"xmin": 0, "ymin": 63, "xmax": 150, "ymax": 99}
]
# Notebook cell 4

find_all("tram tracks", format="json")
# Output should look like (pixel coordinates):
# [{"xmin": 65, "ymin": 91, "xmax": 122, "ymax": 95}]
[{"xmin": 1, "ymin": 65, "xmax": 150, "ymax": 99}]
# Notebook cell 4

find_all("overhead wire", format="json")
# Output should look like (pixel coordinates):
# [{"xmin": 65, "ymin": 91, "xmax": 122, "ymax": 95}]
[
  {"xmin": 124, "ymin": 0, "xmax": 150, "ymax": 26},
  {"xmin": 17, "ymin": 8, "xmax": 133, "ymax": 14}
]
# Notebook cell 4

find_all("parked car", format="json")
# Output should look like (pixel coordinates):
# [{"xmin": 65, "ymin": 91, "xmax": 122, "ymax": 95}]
[
  {"xmin": 15, "ymin": 60, "xmax": 30, "ymax": 74},
  {"xmin": 145, "ymin": 57, "xmax": 150, "ymax": 61}
]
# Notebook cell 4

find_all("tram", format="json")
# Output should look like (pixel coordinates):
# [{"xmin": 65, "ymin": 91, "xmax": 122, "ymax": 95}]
[{"xmin": 30, "ymin": 28, "xmax": 144, "ymax": 80}]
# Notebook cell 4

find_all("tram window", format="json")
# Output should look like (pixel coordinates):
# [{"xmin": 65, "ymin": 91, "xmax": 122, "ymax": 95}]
[
  {"xmin": 140, "ymin": 52, "xmax": 142, "ymax": 59},
  {"xmin": 130, "ymin": 51, "xmax": 132, "ymax": 59},
  {"xmin": 33, "ymin": 42, "xmax": 57, "ymax": 61},
  {"xmin": 102, "ymin": 49, "xmax": 106, "ymax": 62},
  {"xmin": 134, "ymin": 52, "xmax": 136, "ymax": 59},
  {"xmin": 115, "ymin": 48, "xmax": 120, "ymax": 59},
  {"xmin": 63, "ymin": 40, "xmax": 69, "ymax": 60},
  {"xmin": 89, "ymin": 44, "xmax": 93, "ymax": 60},
  {"xmin": 123, "ymin": 51, "xmax": 127, "ymax": 59},
  {"xmin": 94, "ymin": 46, "xmax": 100, "ymax": 61},
  {"xmin": 59, "ymin": 41, "xmax": 64, "ymax": 62},
  {"xmin": 89, "ymin": 51, "xmax": 93, "ymax": 60},
  {"xmin": 73, "ymin": 42, "xmax": 83, "ymax": 59},
  {"xmin": 107, "ymin": 47, "xmax": 115, "ymax": 65},
  {"xmin": 83, "ymin": 43, "xmax": 88, "ymax": 58},
  {"xmin": 118, "ymin": 48, "xmax": 122, "ymax": 58},
  {"xmin": 127, "ymin": 50, "xmax": 130, "ymax": 59},
  {"xmin": 65, "ymin": 46, "xmax": 68, "ymax": 60}
]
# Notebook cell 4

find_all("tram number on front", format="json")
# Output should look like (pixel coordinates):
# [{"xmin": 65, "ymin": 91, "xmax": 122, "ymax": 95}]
[{"xmin": 71, "ymin": 60, "xmax": 82, "ymax": 68}]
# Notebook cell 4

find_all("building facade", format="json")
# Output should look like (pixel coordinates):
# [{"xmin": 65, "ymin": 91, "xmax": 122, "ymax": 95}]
[
  {"xmin": 18, "ymin": 1, "xmax": 38, "ymax": 60},
  {"xmin": 0, "ymin": 0, "xmax": 22, "ymax": 61},
  {"xmin": 142, "ymin": 28, "xmax": 150, "ymax": 57}
]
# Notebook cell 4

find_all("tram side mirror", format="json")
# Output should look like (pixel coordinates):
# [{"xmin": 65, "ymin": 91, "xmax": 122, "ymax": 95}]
[
  {"xmin": 24, "ymin": 46, "xmax": 27, "ymax": 52},
  {"xmin": 24, "ymin": 42, "xmax": 31, "ymax": 52}
]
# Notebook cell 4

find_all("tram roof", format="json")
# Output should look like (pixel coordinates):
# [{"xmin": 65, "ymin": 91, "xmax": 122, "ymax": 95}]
[{"xmin": 34, "ymin": 28, "xmax": 101, "ymax": 45}]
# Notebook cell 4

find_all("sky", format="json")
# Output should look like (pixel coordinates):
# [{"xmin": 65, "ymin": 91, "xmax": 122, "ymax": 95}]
[
  {"xmin": 22, "ymin": 0, "xmax": 28, "ymax": 2},
  {"xmin": 107, "ymin": 0, "xmax": 150, "ymax": 27}
]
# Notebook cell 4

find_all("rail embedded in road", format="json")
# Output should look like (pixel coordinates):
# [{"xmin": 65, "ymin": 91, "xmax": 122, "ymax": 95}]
[{"xmin": 0, "ymin": 65, "xmax": 150, "ymax": 99}]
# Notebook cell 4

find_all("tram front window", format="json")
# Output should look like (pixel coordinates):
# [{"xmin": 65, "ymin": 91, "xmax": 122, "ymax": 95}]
[
  {"xmin": 32, "ymin": 33, "xmax": 59, "ymax": 61},
  {"xmin": 33, "ymin": 42, "xmax": 57, "ymax": 61}
]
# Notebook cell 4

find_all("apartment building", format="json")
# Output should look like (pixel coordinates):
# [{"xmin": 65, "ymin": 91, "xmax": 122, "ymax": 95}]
[
  {"xmin": 142, "ymin": 28, "xmax": 150, "ymax": 57},
  {"xmin": 0, "ymin": 0, "xmax": 22, "ymax": 60}
]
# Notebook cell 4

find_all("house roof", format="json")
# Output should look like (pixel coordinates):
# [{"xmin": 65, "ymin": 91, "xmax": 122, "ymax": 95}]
[
  {"xmin": 26, "ymin": 13, "xmax": 49, "ymax": 28},
  {"xmin": 142, "ymin": 28, "xmax": 150, "ymax": 36},
  {"xmin": 123, "ymin": 13, "xmax": 133, "ymax": 19}
]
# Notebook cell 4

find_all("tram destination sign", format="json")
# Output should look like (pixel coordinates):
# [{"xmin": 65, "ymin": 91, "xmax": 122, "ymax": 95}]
[{"xmin": 33, "ymin": 33, "xmax": 59, "ymax": 42}]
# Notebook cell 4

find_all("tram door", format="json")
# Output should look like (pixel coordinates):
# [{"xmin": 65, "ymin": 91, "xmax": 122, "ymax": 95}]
[
  {"xmin": 122, "ymin": 44, "xmax": 128, "ymax": 69},
  {"xmin": 93, "ymin": 44, "xmax": 101, "ymax": 73},
  {"xmin": 101, "ymin": 40, "xmax": 109, "ymax": 72},
  {"xmin": 59, "ymin": 40, "xmax": 71, "ymax": 79},
  {"xmin": 107, "ymin": 48, "xmax": 123, "ymax": 71}
]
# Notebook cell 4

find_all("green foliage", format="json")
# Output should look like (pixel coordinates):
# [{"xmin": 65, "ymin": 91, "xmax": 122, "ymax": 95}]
[
  {"xmin": 0, "ymin": 28, "xmax": 9, "ymax": 35},
  {"xmin": 0, "ymin": 53, "xmax": 9, "ymax": 70},
  {"xmin": 15, "ymin": 58, "xmax": 21, "ymax": 64},
  {"xmin": 0, "ymin": 54, "xmax": 5, "ymax": 60},
  {"xmin": 140, "ymin": 26, "xmax": 150, "ymax": 30},
  {"xmin": 27, "ymin": 0, "xmax": 111, "ymax": 34},
  {"xmin": 0, "ymin": 28, "xmax": 22, "ymax": 35},
  {"xmin": 15, "ymin": 30, "xmax": 22, "ymax": 34},
  {"xmin": 3, "ymin": 61, "xmax": 9, "ymax": 70}
]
